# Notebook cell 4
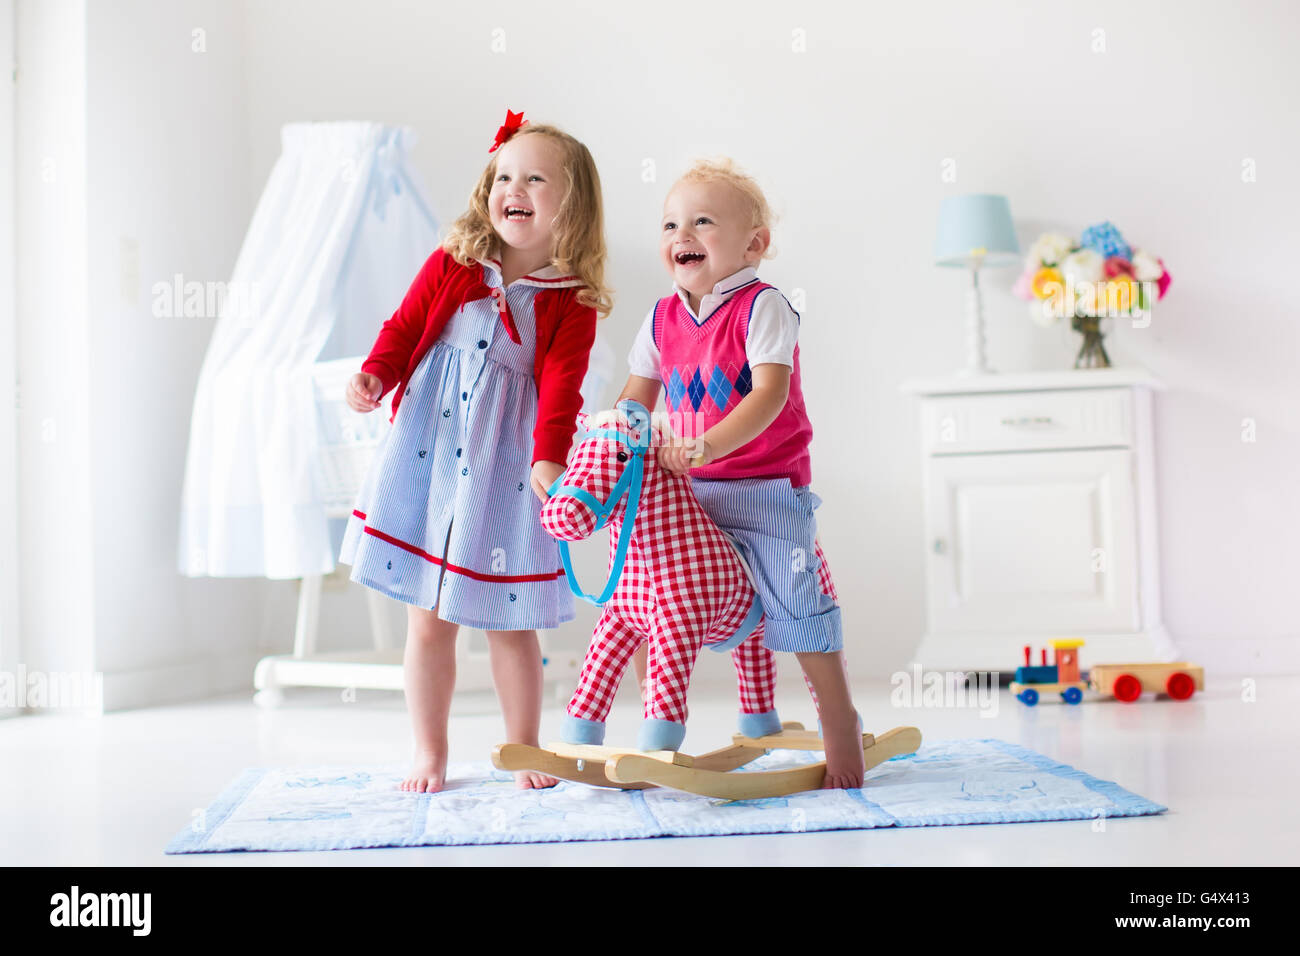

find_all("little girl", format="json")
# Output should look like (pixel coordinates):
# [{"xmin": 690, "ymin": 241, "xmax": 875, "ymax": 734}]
[
  {"xmin": 616, "ymin": 157, "xmax": 865, "ymax": 788},
  {"xmin": 340, "ymin": 110, "xmax": 611, "ymax": 793}
]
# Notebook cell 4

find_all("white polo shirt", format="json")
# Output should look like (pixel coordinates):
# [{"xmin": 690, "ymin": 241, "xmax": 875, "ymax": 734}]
[{"xmin": 627, "ymin": 267, "xmax": 800, "ymax": 379}]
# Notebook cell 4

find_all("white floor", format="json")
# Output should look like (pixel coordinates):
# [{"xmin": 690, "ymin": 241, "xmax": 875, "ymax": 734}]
[{"xmin": 1, "ymin": 674, "xmax": 1294, "ymax": 866}]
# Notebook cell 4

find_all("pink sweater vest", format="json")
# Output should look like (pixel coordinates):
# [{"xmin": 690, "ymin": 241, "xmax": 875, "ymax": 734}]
[{"xmin": 653, "ymin": 281, "xmax": 813, "ymax": 487}]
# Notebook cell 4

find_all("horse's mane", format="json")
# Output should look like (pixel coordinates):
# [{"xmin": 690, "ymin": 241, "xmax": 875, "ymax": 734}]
[{"xmin": 586, "ymin": 408, "xmax": 678, "ymax": 444}]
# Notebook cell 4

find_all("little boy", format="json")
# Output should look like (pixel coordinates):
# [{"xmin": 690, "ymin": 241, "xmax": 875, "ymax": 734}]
[{"xmin": 615, "ymin": 158, "xmax": 864, "ymax": 787}]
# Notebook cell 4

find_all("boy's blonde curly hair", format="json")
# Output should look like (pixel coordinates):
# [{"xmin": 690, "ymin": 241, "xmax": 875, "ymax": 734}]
[{"xmin": 675, "ymin": 157, "xmax": 777, "ymax": 260}]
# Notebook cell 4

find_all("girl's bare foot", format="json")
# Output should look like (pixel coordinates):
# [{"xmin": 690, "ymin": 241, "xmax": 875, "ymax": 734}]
[
  {"xmin": 401, "ymin": 608, "xmax": 457, "ymax": 794},
  {"xmin": 485, "ymin": 628, "xmax": 558, "ymax": 791},
  {"xmin": 400, "ymin": 749, "xmax": 448, "ymax": 793},
  {"xmin": 820, "ymin": 710, "xmax": 865, "ymax": 790},
  {"xmin": 514, "ymin": 770, "xmax": 559, "ymax": 790}
]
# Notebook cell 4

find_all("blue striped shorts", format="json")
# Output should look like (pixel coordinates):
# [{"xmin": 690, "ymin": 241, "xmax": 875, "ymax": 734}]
[{"xmin": 689, "ymin": 476, "xmax": 843, "ymax": 654}]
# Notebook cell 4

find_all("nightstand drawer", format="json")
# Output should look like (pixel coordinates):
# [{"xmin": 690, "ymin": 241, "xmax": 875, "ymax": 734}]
[{"xmin": 920, "ymin": 387, "xmax": 1134, "ymax": 454}]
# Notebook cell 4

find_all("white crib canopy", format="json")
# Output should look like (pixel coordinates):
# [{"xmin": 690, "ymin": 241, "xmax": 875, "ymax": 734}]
[{"xmin": 178, "ymin": 122, "xmax": 440, "ymax": 579}]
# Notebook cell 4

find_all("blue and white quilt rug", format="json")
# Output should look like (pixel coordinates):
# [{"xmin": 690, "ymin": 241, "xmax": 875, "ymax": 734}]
[{"xmin": 165, "ymin": 738, "xmax": 1166, "ymax": 853}]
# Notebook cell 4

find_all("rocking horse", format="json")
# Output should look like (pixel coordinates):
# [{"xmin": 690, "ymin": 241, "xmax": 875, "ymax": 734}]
[{"xmin": 491, "ymin": 399, "xmax": 921, "ymax": 798}]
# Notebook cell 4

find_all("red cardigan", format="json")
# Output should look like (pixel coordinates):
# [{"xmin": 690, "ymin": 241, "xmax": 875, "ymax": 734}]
[{"xmin": 361, "ymin": 247, "xmax": 598, "ymax": 467}]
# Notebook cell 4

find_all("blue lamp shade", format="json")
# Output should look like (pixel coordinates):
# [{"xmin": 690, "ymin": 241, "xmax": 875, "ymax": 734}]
[{"xmin": 934, "ymin": 194, "xmax": 1020, "ymax": 268}]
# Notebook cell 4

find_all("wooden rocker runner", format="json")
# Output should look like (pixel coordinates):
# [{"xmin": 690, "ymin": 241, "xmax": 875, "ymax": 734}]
[{"xmin": 492, "ymin": 722, "xmax": 922, "ymax": 800}]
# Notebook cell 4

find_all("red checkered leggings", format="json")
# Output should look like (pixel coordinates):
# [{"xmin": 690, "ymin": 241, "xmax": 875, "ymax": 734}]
[
  {"xmin": 566, "ymin": 539, "xmax": 845, "ymax": 727},
  {"xmin": 566, "ymin": 609, "xmax": 777, "ymax": 726}
]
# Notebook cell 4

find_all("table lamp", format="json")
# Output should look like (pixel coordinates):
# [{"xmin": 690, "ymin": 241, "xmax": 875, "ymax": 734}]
[{"xmin": 934, "ymin": 194, "xmax": 1020, "ymax": 375}]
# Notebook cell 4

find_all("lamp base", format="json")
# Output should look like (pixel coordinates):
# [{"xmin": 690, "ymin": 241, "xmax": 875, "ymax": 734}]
[{"xmin": 961, "ymin": 268, "xmax": 996, "ymax": 376}]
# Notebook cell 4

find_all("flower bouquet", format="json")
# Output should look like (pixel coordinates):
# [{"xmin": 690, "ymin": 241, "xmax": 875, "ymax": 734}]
[{"xmin": 1012, "ymin": 222, "xmax": 1171, "ymax": 368}]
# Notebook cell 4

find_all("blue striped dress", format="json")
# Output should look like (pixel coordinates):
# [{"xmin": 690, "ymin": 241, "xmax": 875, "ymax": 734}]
[{"xmin": 338, "ymin": 259, "xmax": 575, "ymax": 630}]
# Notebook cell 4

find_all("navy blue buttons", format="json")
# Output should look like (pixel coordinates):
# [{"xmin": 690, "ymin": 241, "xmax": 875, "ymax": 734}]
[
  {"xmin": 518, "ymin": 482, "xmax": 525, "ymax": 491},
  {"xmin": 418, "ymin": 450, "xmax": 427, "ymax": 458},
  {"xmin": 386, "ymin": 561, "xmax": 392, "ymax": 570},
  {"xmin": 509, "ymin": 593, "xmax": 517, "ymax": 602},
  {"xmin": 477, "ymin": 340, "xmax": 488, "ymax": 349},
  {"xmin": 462, "ymin": 391, "xmax": 467, "ymax": 400},
  {"xmin": 442, "ymin": 409, "xmax": 450, "ymax": 417},
  {"xmin": 456, "ymin": 448, "xmax": 462, "ymax": 457},
  {"xmin": 461, "ymin": 467, "xmax": 469, "ymax": 476},
  {"xmin": 405, "ymin": 388, "xmax": 411, "ymax": 396}
]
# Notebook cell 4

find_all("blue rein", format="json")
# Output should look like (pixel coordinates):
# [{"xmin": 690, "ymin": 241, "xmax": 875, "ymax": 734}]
[{"xmin": 546, "ymin": 425, "xmax": 648, "ymax": 607}]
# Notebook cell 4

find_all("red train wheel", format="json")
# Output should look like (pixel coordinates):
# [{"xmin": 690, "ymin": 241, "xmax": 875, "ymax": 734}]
[
  {"xmin": 1166, "ymin": 672, "xmax": 1196, "ymax": 700},
  {"xmin": 1112, "ymin": 674, "xmax": 1142, "ymax": 702}
]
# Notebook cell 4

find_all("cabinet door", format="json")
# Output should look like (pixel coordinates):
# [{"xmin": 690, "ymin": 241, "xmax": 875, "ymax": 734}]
[{"xmin": 925, "ymin": 449, "xmax": 1139, "ymax": 633}]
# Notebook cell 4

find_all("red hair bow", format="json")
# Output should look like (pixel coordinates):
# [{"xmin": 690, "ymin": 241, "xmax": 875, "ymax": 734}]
[{"xmin": 489, "ymin": 109, "xmax": 528, "ymax": 153}]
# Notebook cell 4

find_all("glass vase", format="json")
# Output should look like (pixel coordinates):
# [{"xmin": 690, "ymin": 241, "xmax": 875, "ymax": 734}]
[{"xmin": 1070, "ymin": 315, "xmax": 1111, "ymax": 369}]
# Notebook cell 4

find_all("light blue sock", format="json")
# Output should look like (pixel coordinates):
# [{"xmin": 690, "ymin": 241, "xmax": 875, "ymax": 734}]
[
  {"xmin": 637, "ymin": 718, "xmax": 686, "ymax": 752},
  {"xmin": 561, "ymin": 714, "xmax": 606, "ymax": 745},
  {"xmin": 737, "ymin": 709, "xmax": 783, "ymax": 738}
]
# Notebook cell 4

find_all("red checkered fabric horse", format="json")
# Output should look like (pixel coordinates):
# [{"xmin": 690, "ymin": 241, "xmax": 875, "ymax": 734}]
[{"xmin": 541, "ymin": 399, "xmax": 833, "ymax": 752}]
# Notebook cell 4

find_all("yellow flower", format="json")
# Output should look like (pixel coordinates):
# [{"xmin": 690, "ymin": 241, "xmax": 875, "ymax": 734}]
[
  {"xmin": 1101, "ymin": 277, "xmax": 1139, "ymax": 314},
  {"xmin": 1031, "ymin": 267, "xmax": 1064, "ymax": 301}
]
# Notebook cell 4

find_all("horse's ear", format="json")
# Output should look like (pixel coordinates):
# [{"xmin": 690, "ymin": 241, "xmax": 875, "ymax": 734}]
[
  {"xmin": 621, "ymin": 401, "xmax": 652, "ymax": 451},
  {"xmin": 647, "ymin": 412, "xmax": 674, "ymax": 447}
]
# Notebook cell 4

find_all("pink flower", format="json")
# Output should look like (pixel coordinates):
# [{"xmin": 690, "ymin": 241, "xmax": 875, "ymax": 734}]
[
  {"xmin": 1156, "ymin": 260, "xmax": 1172, "ymax": 299},
  {"xmin": 1012, "ymin": 268, "xmax": 1036, "ymax": 301},
  {"xmin": 1103, "ymin": 256, "xmax": 1135, "ymax": 279}
]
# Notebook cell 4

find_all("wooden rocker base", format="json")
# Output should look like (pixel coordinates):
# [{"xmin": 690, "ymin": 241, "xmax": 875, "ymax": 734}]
[{"xmin": 492, "ymin": 723, "xmax": 923, "ymax": 801}]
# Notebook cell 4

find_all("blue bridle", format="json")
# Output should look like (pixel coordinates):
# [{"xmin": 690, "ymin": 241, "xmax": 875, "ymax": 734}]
[
  {"xmin": 544, "ymin": 401, "xmax": 764, "ymax": 653},
  {"xmin": 546, "ymin": 415, "xmax": 650, "ymax": 607}
]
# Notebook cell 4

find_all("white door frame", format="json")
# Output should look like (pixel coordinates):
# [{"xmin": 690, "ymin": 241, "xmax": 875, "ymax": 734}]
[{"xmin": 0, "ymin": 0, "xmax": 19, "ymax": 718}]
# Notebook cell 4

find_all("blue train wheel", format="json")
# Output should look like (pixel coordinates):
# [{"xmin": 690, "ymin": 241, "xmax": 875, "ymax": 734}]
[
  {"xmin": 1062, "ymin": 686, "xmax": 1083, "ymax": 704},
  {"xmin": 1018, "ymin": 688, "xmax": 1039, "ymax": 706}
]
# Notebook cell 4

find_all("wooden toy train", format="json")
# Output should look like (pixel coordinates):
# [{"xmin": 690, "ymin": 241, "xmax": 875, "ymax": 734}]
[{"xmin": 1009, "ymin": 639, "xmax": 1204, "ymax": 706}]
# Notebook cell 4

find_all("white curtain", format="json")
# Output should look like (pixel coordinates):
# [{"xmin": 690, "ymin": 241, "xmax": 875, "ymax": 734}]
[{"xmin": 178, "ymin": 122, "xmax": 439, "ymax": 579}]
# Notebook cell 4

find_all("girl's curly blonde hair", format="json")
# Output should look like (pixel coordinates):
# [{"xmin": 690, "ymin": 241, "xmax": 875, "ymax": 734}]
[
  {"xmin": 675, "ymin": 157, "xmax": 777, "ymax": 260},
  {"xmin": 441, "ymin": 123, "xmax": 613, "ymax": 317}
]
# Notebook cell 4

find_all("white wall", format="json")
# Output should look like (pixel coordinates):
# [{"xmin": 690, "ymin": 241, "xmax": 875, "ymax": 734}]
[
  {"xmin": 237, "ymin": 0, "xmax": 1299, "ymax": 677},
  {"xmin": 13, "ymin": 0, "xmax": 1298, "ymax": 715},
  {"xmin": 14, "ymin": 0, "xmax": 93, "ymax": 689},
  {"xmin": 82, "ymin": 0, "xmax": 258, "ymax": 707},
  {"xmin": 0, "ymin": 0, "xmax": 18, "ymax": 717},
  {"xmin": 15, "ymin": 0, "xmax": 258, "ymax": 710}
]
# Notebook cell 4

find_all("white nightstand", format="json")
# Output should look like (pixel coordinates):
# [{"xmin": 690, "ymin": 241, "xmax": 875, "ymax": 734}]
[{"xmin": 899, "ymin": 367, "xmax": 1175, "ymax": 671}]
